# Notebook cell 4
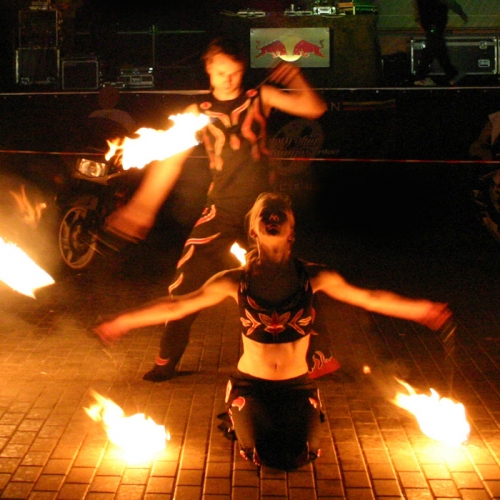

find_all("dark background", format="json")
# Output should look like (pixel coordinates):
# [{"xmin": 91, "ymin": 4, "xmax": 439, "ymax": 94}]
[
  {"xmin": 1, "ymin": 0, "xmax": 499, "ymax": 279},
  {"xmin": 0, "ymin": 87, "xmax": 496, "ymax": 250},
  {"xmin": 2, "ymin": 0, "xmax": 498, "ymax": 91}
]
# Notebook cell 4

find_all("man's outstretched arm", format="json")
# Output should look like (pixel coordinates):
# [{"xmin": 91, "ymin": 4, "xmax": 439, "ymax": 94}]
[
  {"xmin": 106, "ymin": 147, "xmax": 194, "ymax": 240},
  {"xmin": 260, "ymin": 62, "xmax": 327, "ymax": 120},
  {"xmin": 105, "ymin": 103, "xmax": 201, "ymax": 240}
]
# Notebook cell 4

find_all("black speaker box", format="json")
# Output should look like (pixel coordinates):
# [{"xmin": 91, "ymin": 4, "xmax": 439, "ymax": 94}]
[
  {"xmin": 15, "ymin": 48, "xmax": 59, "ymax": 86},
  {"xmin": 62, "ymin": 58, "xmax": 100, "ymax": 90},
  {"xmin": 19, "ymin": 8, "xmax": 59, "ymax": 48}
]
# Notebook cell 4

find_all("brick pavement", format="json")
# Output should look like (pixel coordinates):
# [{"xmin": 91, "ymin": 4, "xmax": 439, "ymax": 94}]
[{"xmin": 1, "ymin": 216, "xmax": 500, "ymax": 500}]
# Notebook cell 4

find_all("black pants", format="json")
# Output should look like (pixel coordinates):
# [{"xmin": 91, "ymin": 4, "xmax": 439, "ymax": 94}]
[
  {"xmin": 158, "ymin": 204, "xmax": 245, "ymax": 365},
  {"xmin": 223, "ymin": 371, "xmax": 324, "ymax": 471},
  {"xmin": 415, "ymin": 25, "xmax": 458, "ymax": 80}
]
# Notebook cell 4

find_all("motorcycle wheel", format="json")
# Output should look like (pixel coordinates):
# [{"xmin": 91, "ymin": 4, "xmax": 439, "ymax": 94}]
[{"xmin": 59, "ymin": 205, "xmax": 98, "ymax": 269}]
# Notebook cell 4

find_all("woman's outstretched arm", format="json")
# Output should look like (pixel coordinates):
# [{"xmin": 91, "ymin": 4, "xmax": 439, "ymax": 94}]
[
  {"xmin": 94, "ymin": 269, "xmax": 241, "ymax": 344},
  {"xmin": 310, "ymin": 267, "xmax": 452, "ymax": 330}
]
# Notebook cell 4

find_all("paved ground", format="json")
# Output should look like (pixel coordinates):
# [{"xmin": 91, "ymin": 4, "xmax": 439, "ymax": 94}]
[{"xmin": 2, "ymin": 170, "xmax": 500, "ymax": 500}]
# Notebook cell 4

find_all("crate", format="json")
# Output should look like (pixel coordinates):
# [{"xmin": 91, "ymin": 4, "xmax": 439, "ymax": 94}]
[
  {"xmin": 411, "ymin": 36, "xmax": 498, "ymax": 75},
  {"xmin": 62, "ymin": 58, "xmax": 100, "ymax": 90},
  {"xmin": 19, "ymin": 8, "xmax": 59, "ymax": 48},
  {"xmin": 15, "ymin": 47, "xmax": 59, "ymax": 86},
  {"xmin": 118, "ymin": 68, "xmax": 154, "ymax": 89}
]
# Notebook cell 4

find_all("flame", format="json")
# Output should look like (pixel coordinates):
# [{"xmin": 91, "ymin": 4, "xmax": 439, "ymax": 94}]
[
  {"xmin": 9, "ymin": 184, "xmax": 47, "ymax": 229},
  {"xmin": 230, "ymin": 242, "xmax": 247, "ymax": 266},
  {"xmin": 106, "ymin": 113, "xmax": 210, "ymax": 170},
  {"xmin": 84, "ymin": 391, "xmax": 169, "ymax": 463},
  {"xmin": 392, "ymin": 378, "xmax": 470, "ymax": 447},
  {"xmin": 0, "ymin": 236, "xmax": 54, "ymax": 298}
]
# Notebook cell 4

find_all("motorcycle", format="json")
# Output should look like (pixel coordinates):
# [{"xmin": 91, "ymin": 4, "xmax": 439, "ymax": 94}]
[{"xmin": 57, "ymin": 118, "xmax": 141, "ymax": 270}]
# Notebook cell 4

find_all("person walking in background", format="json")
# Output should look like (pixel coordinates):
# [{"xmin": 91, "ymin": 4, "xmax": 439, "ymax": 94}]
[
  {"xmin": 101, "ymin": 36, "xmax": 329, "ymax": 382},
  {"xmin": 94, "ymin": 192, "xmax": 452, "ymax": 471},
  {"xmin": 413, "ymin": 0, "xmax": 468, "ymax": 86}
]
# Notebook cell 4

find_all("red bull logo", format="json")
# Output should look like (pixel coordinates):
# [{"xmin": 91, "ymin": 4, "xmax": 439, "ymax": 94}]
[
  {"xmin": 256, "ymin": 39, "xmax": 287, "ymax": 59},
  {"xmin": 292, "ymin": 39, "xmax": 325, "ymax": 58},
  {"xmin": 255, "ymin": 39, "xmax": 325, "ymax": 61},
  {"xmin": 251, "ymin": 28, "xmax": 330, "ymax": 68}
]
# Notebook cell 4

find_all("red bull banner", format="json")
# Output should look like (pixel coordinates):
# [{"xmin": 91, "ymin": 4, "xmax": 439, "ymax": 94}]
[{"xmin": 250, "ymin": 28, "xmax": 330, "ymax": 68}]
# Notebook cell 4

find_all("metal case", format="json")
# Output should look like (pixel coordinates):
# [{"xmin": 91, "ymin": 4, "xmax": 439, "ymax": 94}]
[
  {"xmin": 411, "ymin": 36, "xmax": 498, "ymax": 75},
  {"xmin": 19, "ymin": 8, "xmax": 59, "ymax": 48},
  {"xmin": 15, "ymin": 47, "xmax": 59, "ymax": 86},
  {"xmin": 118, "ymin": 68, "xmax": 154, "ymax": 89},
  {"xmin": 62, "ymin": 58, "xmax": 100, "ymax": 90}
]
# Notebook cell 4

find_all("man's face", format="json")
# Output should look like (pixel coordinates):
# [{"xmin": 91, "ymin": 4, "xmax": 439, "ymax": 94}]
[{"xmin": 206, "ymin": 53, "xmax": 245, "ymax": 100}]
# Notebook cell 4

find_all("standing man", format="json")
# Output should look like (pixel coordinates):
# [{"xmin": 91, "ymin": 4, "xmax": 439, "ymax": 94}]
[
  {"xmin": 413, "ymin": 0, "xmax": 468, "ymax": 86},
  {"xmin": 103, "ymin": 36, "xmax": 331, "ymax": 381}
]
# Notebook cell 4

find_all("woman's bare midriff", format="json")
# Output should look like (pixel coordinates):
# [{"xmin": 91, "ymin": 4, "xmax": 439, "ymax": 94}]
[{"xmin": 237, "ymin": 335, "xmax": 310, "ymax": 380}]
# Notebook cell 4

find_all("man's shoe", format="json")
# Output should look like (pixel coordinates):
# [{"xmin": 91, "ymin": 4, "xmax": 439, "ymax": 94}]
[
  {"xmin": 94, "ymin": 225, "xmax": 140, "ymax": 254},
  {"xmin": 414, "ymin": 77, "xmax": 437, "ymax": 86},
  {"xmin": 142, "ymin": 363, "xmax": 176, "ymax": 382}
]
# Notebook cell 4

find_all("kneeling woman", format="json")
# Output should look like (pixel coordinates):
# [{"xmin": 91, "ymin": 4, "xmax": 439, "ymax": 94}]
[{"xmin": 94, "ymin": 192, "xmax": 452, "ymax": 470}]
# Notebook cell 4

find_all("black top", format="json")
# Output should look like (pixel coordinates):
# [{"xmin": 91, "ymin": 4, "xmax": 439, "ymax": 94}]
[
  {"xmin": 415, "ymin": 0, "xmax": 449, "ymax": 29},
  {"xmin": 193, "ymin": 88, "xmax": 271, "ymax": 220},
  {"xmin": 238, "ymin": 259, "xmax": 315, "ymax": 344}
]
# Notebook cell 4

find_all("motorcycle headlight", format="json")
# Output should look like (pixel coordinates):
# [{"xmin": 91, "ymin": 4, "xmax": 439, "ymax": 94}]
[{"xmin": 77, "ymin": 158, "xmax": 109, "ymax": 177}]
